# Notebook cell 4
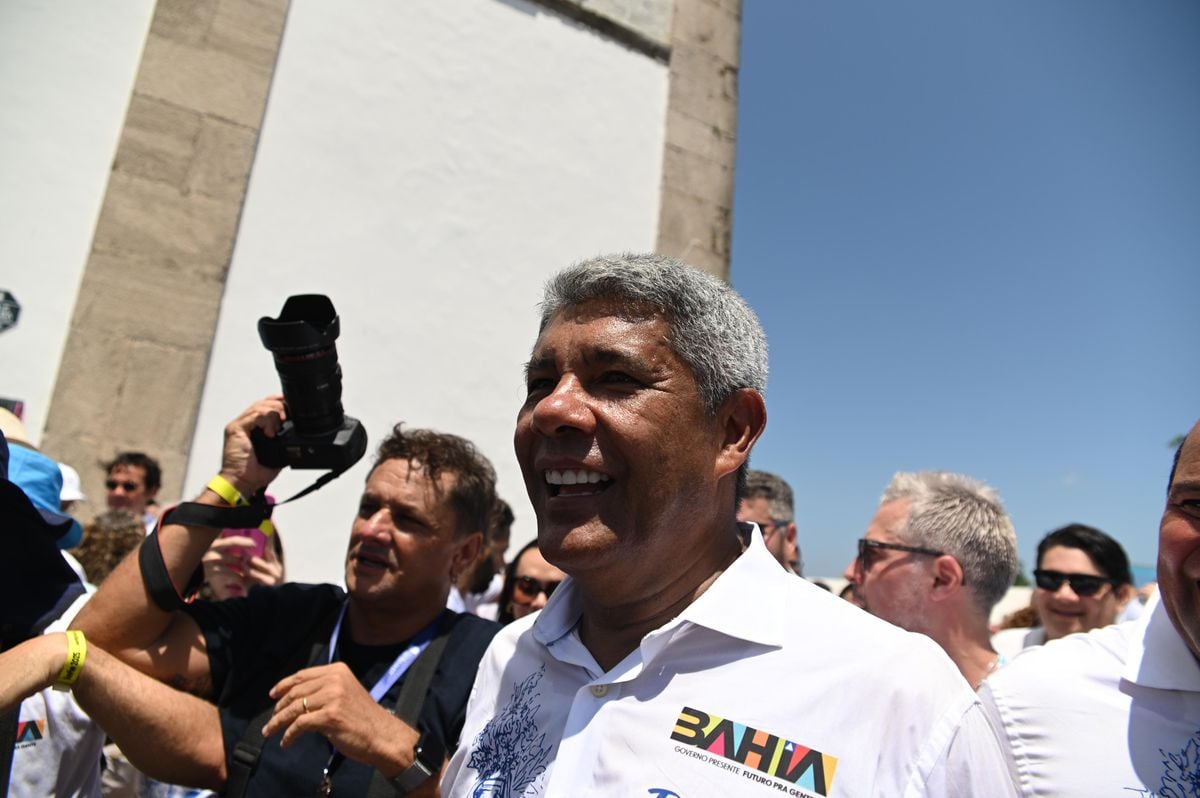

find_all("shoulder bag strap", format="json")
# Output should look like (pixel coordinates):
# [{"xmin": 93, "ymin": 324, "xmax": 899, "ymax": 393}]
[
  {"xmin": 364, "ymin": 621, "xmax": 454, "ymax": 798},
  {"xmin": 223, "ymin": 609, "xmax": 335, "ymax": 798}
]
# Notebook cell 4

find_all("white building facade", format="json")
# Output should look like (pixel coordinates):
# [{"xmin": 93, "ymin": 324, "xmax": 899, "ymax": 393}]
[{"xmin": 1, "ymin": 0, "xmax": 741, "ymax": 582}]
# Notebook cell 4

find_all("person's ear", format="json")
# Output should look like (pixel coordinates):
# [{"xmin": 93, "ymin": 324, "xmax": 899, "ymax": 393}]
[
  {"xmin": 1114, "ymin": 582, "xmax": 1137, "ymax": 609},
  {"xmin": 450, "ymin": 531, "xmax": 483, "ymax": 581},
  {"xmin": 929, "ymin": 554, "xmax": 965, "ymax": 601},
  {"xmin": 714, "ymin": 389, "xmax": 767, "ymax": 481}
]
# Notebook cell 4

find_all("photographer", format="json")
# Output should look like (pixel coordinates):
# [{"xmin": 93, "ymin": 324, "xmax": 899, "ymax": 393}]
[{"xmin": 70, "ymin": 396, "xmax": 501, "ymax": 797}]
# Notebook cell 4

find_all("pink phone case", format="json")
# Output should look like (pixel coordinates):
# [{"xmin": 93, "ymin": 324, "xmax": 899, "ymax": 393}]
[{"xmin": 220, "ymin": 526, "xmax": 269, "ymax": 560}]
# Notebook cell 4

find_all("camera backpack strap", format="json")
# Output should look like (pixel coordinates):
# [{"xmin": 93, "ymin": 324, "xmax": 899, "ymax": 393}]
[
  {"xmin": 224, "ymin": 606, "xmax": 339, "ymax": 798},
  {"xmin": 365, "ymin": 620, "xmax": 453, "ymax": 797},
  {"xmin": 139, "ymin": 465, "xmax": 355, "ymax": 613},
  {"xmin": 224, "ymin": 611, "xmax": 453, "ymax": 798}
]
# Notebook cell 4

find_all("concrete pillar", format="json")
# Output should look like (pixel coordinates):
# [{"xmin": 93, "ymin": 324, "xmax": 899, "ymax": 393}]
[
  {"xmin": 657, "ymin": 0, "xmax": 741, "ymax": 279},
  {"xmin": 41, "ymin": 0, "xmax": 289, "ymax": 510}
]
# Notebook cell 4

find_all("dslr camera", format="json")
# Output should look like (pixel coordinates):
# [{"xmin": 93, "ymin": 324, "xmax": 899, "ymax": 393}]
[{"xmin": 251, "ymin": 295, "xmax": 367, "ymax": 471}]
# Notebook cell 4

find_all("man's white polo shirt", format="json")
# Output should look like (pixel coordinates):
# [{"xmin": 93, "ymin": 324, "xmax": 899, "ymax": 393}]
[
  {"xmin": 443, "ymin": 527, "xmax": 1016, "ymax": 797},
  {"xmin": 980, "ymin": 595, "xmax": 1200, "ymax": 797}
]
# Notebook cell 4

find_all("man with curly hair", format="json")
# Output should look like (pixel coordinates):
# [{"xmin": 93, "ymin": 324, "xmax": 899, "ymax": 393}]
[{"xmin": 7, "ymin": 399, "xmax": 501, "ymax": 797}]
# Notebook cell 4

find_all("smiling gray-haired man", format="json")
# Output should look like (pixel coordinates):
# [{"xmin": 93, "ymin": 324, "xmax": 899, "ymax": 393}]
[{"xmin": 442, "ymin": 253, "xmax": 1015, "ymax": 797}]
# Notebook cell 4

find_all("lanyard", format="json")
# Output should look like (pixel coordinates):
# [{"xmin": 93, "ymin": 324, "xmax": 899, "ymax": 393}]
[
  {"xmin": 326, "ymin": 604, "xmax": 437, "ymax": 700},
  {"xmin": 318, "ymin": 604, "xmax": 438, "ymax": 795}
]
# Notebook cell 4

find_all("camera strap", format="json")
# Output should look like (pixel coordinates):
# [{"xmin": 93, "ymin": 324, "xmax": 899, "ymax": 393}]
[{"xmin": 139, "ymin": 465, "xmax": 355, "ymax": 613}]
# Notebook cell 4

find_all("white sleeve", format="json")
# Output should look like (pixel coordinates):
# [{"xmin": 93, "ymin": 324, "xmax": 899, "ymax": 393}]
[{"xmin": 920, "ymin": 702, "xmax": 1020, "ymax": 797}]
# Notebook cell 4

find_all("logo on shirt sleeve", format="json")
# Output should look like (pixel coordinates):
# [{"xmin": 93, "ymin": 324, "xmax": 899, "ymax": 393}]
[
  {"xmin": 467, "ymin": 665, "xmax": 551, "ymax": 797},
  {"xmin": 14, "ymin": 719, "xmax": 46, "ymax": 750},
  {"xmin": 669, "ymin": 706, "xmax": 838, "ymax": 796}
]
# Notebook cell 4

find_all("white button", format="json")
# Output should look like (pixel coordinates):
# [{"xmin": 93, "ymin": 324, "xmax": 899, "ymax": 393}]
[{"xmin": 590, "ymin": 684, "xmax": 609, "ymax": 698}]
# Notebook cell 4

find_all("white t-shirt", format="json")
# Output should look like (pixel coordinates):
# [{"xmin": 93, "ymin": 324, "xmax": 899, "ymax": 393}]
[
  {"xmin": 980, "ymin": 595, "xmax": 1200, "ymax": 797},
  {"xmin": 446, "ymin": 573, "xmax": 504, "ymax": 622},
  {"xmin": 11, "ymin": 592, "xmax": 104, "ymax": 798},
  {"xmin": 991, "ymin": 626, "xmax": 1046, "ymax": 662},
  {"xmin": 465, "ymin": 572, "xmax": 503, "ymax": 622},
  {"xmin": 443, "ymin": 526, "xmax": 1016, "ymax": 797}
]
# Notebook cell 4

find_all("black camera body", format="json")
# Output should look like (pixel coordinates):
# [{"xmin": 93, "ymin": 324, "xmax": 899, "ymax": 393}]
[
  {"xmin": 251, "ymin": 295, "xmax": 367, "ymax": 471},
  {"xmin": 251, "ymin": 419, "xmax": 366, "ymax": 471}
]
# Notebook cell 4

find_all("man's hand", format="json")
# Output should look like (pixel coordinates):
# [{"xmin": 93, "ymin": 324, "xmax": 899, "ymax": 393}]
[
  {"xmin": 264, "ymin": 663, "xmax": 420, "ymax": 776},
  {"xmin": 218, "ymin": 396, "xmax": 287, "ymax": 497}
]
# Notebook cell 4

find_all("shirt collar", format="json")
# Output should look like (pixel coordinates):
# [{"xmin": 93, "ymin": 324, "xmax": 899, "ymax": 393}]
[
  {"xmin": 531, "ymin": 521, "xmax": 790, "ymax": 654},
  {"xmin": 669, "ymin": 522, "xmax": 790, "ymax": 648},
  {"xmin": 1122, "ymin": 595, "xmax": 1200, "ymax": 691}
]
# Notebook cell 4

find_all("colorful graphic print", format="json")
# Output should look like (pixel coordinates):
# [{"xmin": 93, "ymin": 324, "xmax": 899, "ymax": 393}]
[
  {"xmin": 670, "ymin": 706, "xmax": 838, "ymax": 796},
  {"xmin": 14, "ymin": 719, "xmax": 45, "ymax": 748}
]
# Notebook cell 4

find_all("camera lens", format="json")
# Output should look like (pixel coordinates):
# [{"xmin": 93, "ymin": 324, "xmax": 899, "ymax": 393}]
[{"xmin": 258, "ymin": 295, "xmax": 346, "ymax": 436}]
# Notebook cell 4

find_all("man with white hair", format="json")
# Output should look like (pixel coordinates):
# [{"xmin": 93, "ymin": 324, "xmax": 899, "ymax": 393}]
[{"xmin": 844, "ymin": 471, "xmax": 1018, "ymax": 689}]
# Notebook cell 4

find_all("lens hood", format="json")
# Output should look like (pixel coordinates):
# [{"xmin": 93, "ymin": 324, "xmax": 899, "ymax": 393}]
[{"xmin": 258, "ymin": 294, "xmax": 340, "ymax": 353}]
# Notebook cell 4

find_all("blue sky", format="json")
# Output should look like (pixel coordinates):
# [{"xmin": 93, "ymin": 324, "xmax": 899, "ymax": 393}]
[{"xmin": 730, "ymin": 1, "xmax": 1200, "ymax": 581}]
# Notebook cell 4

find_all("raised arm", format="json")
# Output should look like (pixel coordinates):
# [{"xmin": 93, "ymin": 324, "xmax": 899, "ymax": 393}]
[
  {"xmin": 72, "ymin": 396, "xmax": 286, "ymax": 694},
  {"xmin": 1, "ymin": 632, "xmax": 228, "ymax": 790}
]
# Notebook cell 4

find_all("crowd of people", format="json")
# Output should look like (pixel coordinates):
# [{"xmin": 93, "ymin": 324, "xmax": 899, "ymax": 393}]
[{"xmin": 1, "ymin": 253, "xmax": 1195, "ymax": 797}]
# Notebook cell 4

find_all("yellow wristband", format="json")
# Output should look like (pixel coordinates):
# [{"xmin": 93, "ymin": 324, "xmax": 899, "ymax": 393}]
[
  {"xmin": 52, "ymin": 630, "xmax": 87, "ymax": 691},
  {"xmin": 207, "ymin": 475, "xmax": 248, "ymax": 506}
]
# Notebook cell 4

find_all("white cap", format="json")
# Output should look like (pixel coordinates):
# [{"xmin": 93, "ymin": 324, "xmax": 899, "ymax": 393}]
[{"xmin": 59, "ymin": 463, "xmax": 86, "ymax": 502}]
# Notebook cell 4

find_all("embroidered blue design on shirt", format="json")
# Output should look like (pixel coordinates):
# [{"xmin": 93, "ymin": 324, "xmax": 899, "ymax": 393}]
[
  {"xmin": 1159, "ymin": 729, "xmax": 1200, "ymax": 798},
  {"xmin": 467, "ymin": 665, "xmax": 551, "ymax": 797}
]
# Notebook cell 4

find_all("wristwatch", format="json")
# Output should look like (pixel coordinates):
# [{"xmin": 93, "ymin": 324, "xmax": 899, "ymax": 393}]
[{"xmin": 390, "ymin": 728, "xmax": 444, "ymax": 794}]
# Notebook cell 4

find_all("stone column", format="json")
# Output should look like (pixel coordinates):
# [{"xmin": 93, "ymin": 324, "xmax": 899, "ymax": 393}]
[
  {"xmin": 41, "ymin": 0, "xmax": 289, "ymax": 509},
  {"xmin": 657, "ymin": 0, "xmax": 741, "ymax": 280}
]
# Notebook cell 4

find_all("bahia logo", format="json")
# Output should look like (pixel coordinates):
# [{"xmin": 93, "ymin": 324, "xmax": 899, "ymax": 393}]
[
  {"xmin": 647, "ymin": 790, "xmax": 681, "ymax": 798},
  {"xmin": 670, "ymin": 706, "xmax": 838, "ymax": 796}
]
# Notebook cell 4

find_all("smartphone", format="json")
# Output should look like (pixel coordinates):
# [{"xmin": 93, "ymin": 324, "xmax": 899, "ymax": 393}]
[{"xmin": 220, "ymin": 525, "xmax": 270, "ymax": 560}]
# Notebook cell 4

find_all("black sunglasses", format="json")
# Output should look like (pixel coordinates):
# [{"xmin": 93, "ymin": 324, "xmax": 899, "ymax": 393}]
[
  {"xmin": 760, "ymin": 518, "xmax": 790, "ymax": 536},
  {"xmin": 856, "ymin": 538, "xmax": 959, "ymax": 582},
  {"xmin": 105, "ymin": 480, "xmax": 140, "ymax": 492},
  {"xmin": 857, "ymin": 537, "xmax": 945, "ymax": 565},
  {"xmin": 1033, "ymin": 569, "xmax": 1114, "ymax": 598},
  {"xmin": 512, "ymin": 575, "xmax": 561, "ymax": 603}
]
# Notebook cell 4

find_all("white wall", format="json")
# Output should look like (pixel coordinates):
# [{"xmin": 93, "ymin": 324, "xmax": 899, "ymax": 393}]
[
  {"xmin": 0, "ymin": 1, "xmax": 155, "ymax": 443},
  {"xmin": 185, "ymin": 0, "xmax": 668, "ymax": 583}
]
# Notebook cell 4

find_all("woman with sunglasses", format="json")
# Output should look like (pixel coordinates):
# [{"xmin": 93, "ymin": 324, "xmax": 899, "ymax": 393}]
[
  {"xmin": 993, "ymin": 523, "xmax": 1135, "ymax": 659},
  {"xmin": 497, "ymin": 541, "xmax": 566, "ymax": 625}
]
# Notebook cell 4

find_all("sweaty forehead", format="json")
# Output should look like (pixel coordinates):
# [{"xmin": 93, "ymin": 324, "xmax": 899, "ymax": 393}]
[{"xmin": 369, "ymin": 457, "xmax": 456, "ymax": 499}]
